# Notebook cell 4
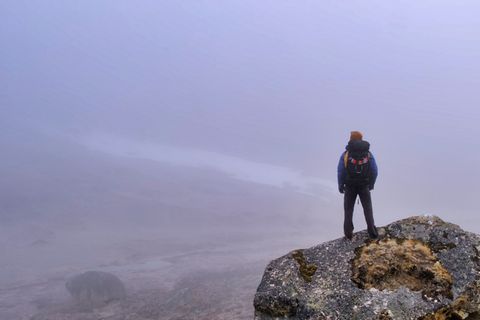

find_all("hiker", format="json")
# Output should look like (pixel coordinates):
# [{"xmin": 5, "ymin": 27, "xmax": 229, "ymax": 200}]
[{"xmin": 337, "ymin": 131, "xmax": 378, "ymax": 240}]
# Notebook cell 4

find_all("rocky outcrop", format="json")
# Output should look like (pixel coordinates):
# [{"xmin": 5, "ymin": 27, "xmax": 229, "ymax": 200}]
[
  {"xmin": 254, "ymin": 216, "xmax": 480, "ymax": 320},
  {"xmin": 65, "ymin": 271, "xmax": 126, "ymax": 309}
]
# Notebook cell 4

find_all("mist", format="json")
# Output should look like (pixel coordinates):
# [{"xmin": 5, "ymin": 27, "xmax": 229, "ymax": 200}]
[{"xmin": 2, "ymin": 1, "xmax": 480, "ymax": 319}]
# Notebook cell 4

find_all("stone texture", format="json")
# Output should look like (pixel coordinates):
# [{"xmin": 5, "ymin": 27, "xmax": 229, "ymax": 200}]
[
  {"xmin": 254, "ymin": 216, "xmax": 480, "ymax": 320},
  {"xmin": 65, "ymin": 271, "xmax": 126, "ymax": 309}
]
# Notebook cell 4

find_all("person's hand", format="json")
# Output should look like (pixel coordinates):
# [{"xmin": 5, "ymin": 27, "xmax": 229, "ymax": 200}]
[{"xmin": 339, "ymin": 185, "xmax": 345, "ymax": 194}]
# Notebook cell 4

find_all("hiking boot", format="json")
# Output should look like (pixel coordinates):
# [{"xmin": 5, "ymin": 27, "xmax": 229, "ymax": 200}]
[{"xmin": 368, "ymin": 227, "xmax": 379, "ymax": 239}]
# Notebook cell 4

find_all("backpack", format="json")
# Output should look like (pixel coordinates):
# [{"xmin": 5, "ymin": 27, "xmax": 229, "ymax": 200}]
[{"xmin": 343, "ymin": 140, "xmax": 371, "ymax": 186}]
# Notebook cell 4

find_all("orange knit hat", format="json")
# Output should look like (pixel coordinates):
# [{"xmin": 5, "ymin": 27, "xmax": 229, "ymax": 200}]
[{"xmin": 350, "ymin": 131, "xmax": 363, "ymax": 141}]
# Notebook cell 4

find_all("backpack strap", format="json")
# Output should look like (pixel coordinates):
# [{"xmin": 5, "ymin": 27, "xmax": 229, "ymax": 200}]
[{"xmin": 343, "ymin": 151, "xmax": 349, "ymax": 168}]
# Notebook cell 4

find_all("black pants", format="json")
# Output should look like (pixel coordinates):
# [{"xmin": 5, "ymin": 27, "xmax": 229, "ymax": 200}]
[{"xmin": 344, "ymin": 185, "xmax": 377, "ymax": 238}]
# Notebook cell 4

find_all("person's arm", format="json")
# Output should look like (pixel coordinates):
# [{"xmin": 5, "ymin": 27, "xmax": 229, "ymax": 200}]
[
  {"xmin": 369, "ymin": 152, "xmax": 378, "ymax": 189},
  {"xmin": 337, "ymin": 152, "xmax": 346, "ymax": 193}
]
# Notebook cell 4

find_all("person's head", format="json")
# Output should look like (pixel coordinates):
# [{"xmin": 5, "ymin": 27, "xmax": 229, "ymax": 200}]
[{"xmin": 349, "ymin": 131, "xmax": 363, "ymax": 141}]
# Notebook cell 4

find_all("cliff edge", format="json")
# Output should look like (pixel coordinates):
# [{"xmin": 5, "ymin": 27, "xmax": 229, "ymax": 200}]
[{"xmin": 254, "ymin": 216, "xmax": 480, "ymax": 320}]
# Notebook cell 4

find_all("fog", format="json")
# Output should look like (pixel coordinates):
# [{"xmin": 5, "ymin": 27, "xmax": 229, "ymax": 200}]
[{"xmin": 2, "ymin": 1, "xmax": 480, "ymax": 319}]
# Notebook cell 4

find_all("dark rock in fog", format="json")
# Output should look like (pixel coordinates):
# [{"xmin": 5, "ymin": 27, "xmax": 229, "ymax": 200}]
[
  {"xmin": 254, "ymin": 216, "xmax": 480, "ymax": 319},
  {"xmin": 65, "ymin": 271, "xmax": 126, "ymax": 308}
]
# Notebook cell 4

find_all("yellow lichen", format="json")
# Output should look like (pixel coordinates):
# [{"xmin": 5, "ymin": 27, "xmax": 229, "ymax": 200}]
[
  {"xmin": 352, "ymin": 238, "xmax": 453, "ymax": 299},
  {"xmin": 418, "ymin": 295, "xmax": 476, "ymax": 319},
  {"xmin": 292, "ymin": 250, "xmax": 317, "ymax": 282}
]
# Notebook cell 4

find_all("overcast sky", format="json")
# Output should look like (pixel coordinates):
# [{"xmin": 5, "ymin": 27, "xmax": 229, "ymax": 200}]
[{"xmin": 2, "ymin": 0, "xmax": 480, "ymax": 230}]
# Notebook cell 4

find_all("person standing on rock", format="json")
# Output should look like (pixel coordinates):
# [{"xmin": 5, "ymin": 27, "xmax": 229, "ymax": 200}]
[{"xmin": 337, "ymin": 131, "xmax": 378, "ymax": 240}]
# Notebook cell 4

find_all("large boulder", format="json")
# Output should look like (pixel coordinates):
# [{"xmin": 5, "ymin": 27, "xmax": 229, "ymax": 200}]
[
  {"xmin": 65, "ymin": 271, "xmax": 126, "ymax": 308},
  {"xmin": 254, "ymin": 216, "xmax": 480, "ymax": 320}
]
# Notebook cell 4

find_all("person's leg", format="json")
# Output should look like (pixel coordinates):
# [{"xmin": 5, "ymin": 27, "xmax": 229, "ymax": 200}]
[
  {"xmin": 358, "ymin": 186, "xmax": 378, "ymax": 238},
  {"xmin": 343, "ymin": 186, "xmax": 357, "ymax": 239}
]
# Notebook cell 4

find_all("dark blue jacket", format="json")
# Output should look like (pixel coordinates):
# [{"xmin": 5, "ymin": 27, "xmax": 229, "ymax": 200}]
[{"xmin": 337, "ymin": 148, "xmax": 378, "ymax": 188}]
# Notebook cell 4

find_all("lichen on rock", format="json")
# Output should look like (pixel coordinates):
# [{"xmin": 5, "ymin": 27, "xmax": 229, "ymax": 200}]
[
  {"xmin": 419, "ymin": 281, "xmax": 480, "ymax": 320},
  {"xmin": 254, "ymin": 216, "xmax": 480, "ymax": 320},
  {"xmin": 292, "ymin": 250, "xmax": 317, "ymax": 283},
  {"xmin": 351, "ymin": 238, "xmax": 453, "ymax": 299},
  {"xmin": 379, "ymin": 309, "xmax": 394, "ymax": 320}
]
